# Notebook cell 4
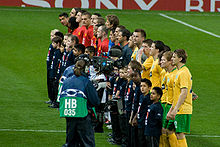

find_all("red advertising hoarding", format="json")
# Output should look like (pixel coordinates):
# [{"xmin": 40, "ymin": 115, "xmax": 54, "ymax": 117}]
[{"xmin": 0, "ymin": 0, "xmax": 219, "ymax": 12}]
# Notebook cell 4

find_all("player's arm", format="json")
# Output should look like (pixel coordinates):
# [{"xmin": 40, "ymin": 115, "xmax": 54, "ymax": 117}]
[
  {"xmin": 170, "ymin": 88, "xmax": 188, "ymax": 120},
  {"xmin": 129, "ymin": 111, "xmax": 134, "ymax": 125},
  {"xmin": 132, "ymin": 113, "xmax": 138, "ymax": 126},
  {"xmin": 166, "ymin": 106, "xmax": 173, "ymax": 120}
]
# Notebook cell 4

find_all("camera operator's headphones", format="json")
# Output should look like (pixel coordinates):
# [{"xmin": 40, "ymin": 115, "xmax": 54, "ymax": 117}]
[{"xmin": 74, "ymin": 54, "xmax": 91, "ymax": 74}]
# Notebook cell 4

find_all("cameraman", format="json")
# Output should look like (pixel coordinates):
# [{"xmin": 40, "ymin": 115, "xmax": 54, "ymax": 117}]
[
  {"xmin": 59, "ymin": 58, "xmax": 100, "ymax": 147},
  {"xmin": 106, "ymin": 45, "xmax": 125, "ymax": 145},
  {"xmin": 85, "ymin": 46, "xmax": 108, "ymax": 133}
]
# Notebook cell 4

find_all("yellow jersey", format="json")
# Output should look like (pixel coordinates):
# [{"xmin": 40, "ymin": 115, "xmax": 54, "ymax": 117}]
[
  {"xmin": 149, "ymin": 58, "xmax": 163, "ymax": 88},
  {"xmin": 141, "ymin": 56, "xmax": 153, "ymax": 79},
  {"xmin": 131, "ymin": 47, "xmax": 138, "ymax": 61},
  {"xmin": 166, "ymin": 68, "xmax": 178, "ymax": 104},
  {"xmin": 160, "ymin": 71, "xmax": 168, "ymax": 103},
  {"xmin": 173, "ymin": 65, "xmax": 192, "ymax": 114}
]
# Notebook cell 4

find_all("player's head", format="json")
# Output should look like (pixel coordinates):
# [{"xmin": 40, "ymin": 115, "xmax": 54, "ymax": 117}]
[
  {"xmin": 160, "ymin": 51, "xmax": 174, "ymax": 69},
  {"xmin": 141, "ymin": 78, "xmax": 152, "ymax": 95},
  {"xmin": 82, "ymin": 12, "xmax": 91, "ymax": 28},
  {"xmin": 76, "ymin": 10, "xmax": 87, "ymax": 23},
  {"xmin": 172, "ymin": 49, "xmax": 188, "ymax": 65},
  {"xmin": 59, "ymin": 12, "xmax": 69, "ymax": 26},
  {"xmin": 93, "ymin": 17, "xmax": 105, "ymax": 26},
  {"xmin": 73, "ymin": 44, "xmax": 85, "ymax": 56},
  {"xmin": 97, "ymin": 25, "xmax": 108, "ymax": 39},
  {"xmin": 105, "ymin": 15, "xmax": 119, "ymax": 29},
  {"xmin": 118, "ymin": 28, "xmax": 131, "ymax": 44},
  {"xmin": 115, "ymin": 25, "xmax": 126, "ymax": 40},
  {"xmin": 151, "ymin": 87, "xmax": 163, "ymax": 102},
  {"xmin": 128, "ymin": 33, "xmax": 135, "ymax": 49},
  {"xmin": 91, "ymin": 13, "xmax": 101, "ymax": 25},
  {"xmin": 109, "ymin": 28, "xmax": 116, "ymax": 43},
  {"xmin": 150, "ymin": 40, "xmax": 165, "ymax": 56},
  {"xmin": 142, "ymin": 39, "xmax": 153, "ymax": 56},
  {"xmin": 85, "ymin": 46, "xmax": 95, "ymax": 59},
  {"xmin": 70, "ymin": 7, "xmax": 81, "ymax": 17},
  {"xmin": 133, "ymin": 29, "xmax": 146, "ymax": 47},
  {"xmin": 155, "ymin": 40, "xmax": 165, "ymax": 52}
]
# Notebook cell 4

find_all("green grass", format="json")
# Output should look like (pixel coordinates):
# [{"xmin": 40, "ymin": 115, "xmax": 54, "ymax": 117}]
[{"xmin": 0, "ymin": 6, "xmax": 220, "ymax": 146}]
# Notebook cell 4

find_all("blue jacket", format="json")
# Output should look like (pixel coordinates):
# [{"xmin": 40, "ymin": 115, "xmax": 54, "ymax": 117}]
[
  {"xmin": 125, "ymin": 80, "xmax": 134, "ymax": 112},
  {"xmin": 60, "ymin": 74, "xmax": 100, "ymax": 109},
  {"xmin": 132, "ymin": 84, "xmax": 141, "ymax": 114},
  {"xmin": 46, "ymin": 43, "xmax": 55, "ymax": 71},
  {"xmin": 137, "ymin": 93, "xmax": 153, "ymax": 129},
  {"xmin": 49, "ymin": 49, "xmax": 62, "ymax": 79},
  {"xmin": 144, "ymin": 102, "xmax": 163, "ymax": 137},
  {"xmin": 66, "ymin": 50, "xmax": 76, "ymax": 68}
]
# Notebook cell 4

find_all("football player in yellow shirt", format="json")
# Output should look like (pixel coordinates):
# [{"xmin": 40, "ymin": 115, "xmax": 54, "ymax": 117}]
[
  {"xmin": 149, "ymin": 41, "xmax": 165, "ymax": 88},
  {"xmin": 141, "ymin": 39, "xmax": 153, "ymax": 79},
  {"xmin": 167, "ymin": 49, "xmax": 192, "ymax": 147},
  {"xmin": 160, "ymin": 51, "xmax": 178, "ymax": 147}
]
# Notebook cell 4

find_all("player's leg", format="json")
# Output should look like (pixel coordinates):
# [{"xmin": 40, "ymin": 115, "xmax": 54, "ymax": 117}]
[
  {"xmin": 166, "ymin": 104, "xmax": 178, "ymax": 147},
  {"xmin": 174, "ymin": 114, "xmax": 191, "ymax": 147}
]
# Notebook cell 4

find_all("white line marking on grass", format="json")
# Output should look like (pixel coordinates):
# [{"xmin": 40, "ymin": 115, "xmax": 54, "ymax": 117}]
[
  {"xmin": 186, "ymin": 134, "xmax": 220, "ymax": 138},
  {"xmin": 1, "ymin": 129, "xmax": 220, "ymax": 138},
  {"xmin": 159, "ymin": 13, "xmax": 220, "ymax": 38},
  {"xmin": 0, "ymin": 129, "xmax": 65, "ymax": 133}
]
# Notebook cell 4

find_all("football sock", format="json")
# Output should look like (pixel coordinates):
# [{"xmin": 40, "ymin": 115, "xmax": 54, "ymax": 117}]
[
  {"xmin": 159, "ymin": 135, "xmax": 164, "ymax": 147},
  {"xmin": 159, "ymin": 134, "xmax": 168, "ymax": 147},
  {"xmin": 178, "ymin": 138, "xmax": 188, "ymax": 147},
  {"xmin": 168, "ymin": 133, "xmax": 178, "ymax": 147}
]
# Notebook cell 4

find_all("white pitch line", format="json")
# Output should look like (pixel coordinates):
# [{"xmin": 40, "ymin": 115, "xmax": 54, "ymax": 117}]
[
  {"xmin": 0, "ymin": 129, "xmax": 65, "ymax": 133},
  {"xmin": 186, "ymin": 134, "xmax": 220, "ymax": 138},
  {"xmin": 159, "ymin": 13, "xmax": 220, "ymax": 38},
  {"xmin": 0, "ymin": 129, "xmax": 220, "ymax": 138}
]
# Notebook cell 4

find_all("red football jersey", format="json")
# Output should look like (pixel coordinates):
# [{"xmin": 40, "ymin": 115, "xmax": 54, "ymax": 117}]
[
  {"xmin": 82, "ymin": 25, "xmax": 93, "ymax": 47},
  {"xmin": 91, "ymin": 36, "xmax": 97, "ymax": 48},
  {"xmin": 97, "ymin": 38, "xmax": 109, "ymax": 57},
  {"xmin": 72, "ymin": 26, "xmax": 86, "ymax": 44}
]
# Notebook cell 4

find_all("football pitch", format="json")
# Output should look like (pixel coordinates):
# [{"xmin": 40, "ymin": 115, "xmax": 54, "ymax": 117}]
[{"xmin": 0, "ymin": 6, "xmax": 219, "ymax": 147}]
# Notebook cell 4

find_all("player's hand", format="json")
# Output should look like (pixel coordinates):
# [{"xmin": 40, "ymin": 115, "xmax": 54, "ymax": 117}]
[
  {"xmin": 192, "ymin": 92, "xmax": 198, "ymax": 101},
  {"xmin": 166, "ymin": 110, "xmax": 171, "ymax": 120},
  {"xmin": 169, "ymin": 110, "xmax": 177, "ymax": 120},
  {"xmin": 132, "ymin": 118, "xmax": 137, "ymax": 127},
  {"xmin": 129, "ymin": 118, "xmax": 132, "ymax": 125}
]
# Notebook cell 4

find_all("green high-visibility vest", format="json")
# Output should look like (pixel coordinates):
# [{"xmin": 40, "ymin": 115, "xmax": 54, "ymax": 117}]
[{"xmin": 59, "ymin": 97, "xmax": 88, "ymax": 118}]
